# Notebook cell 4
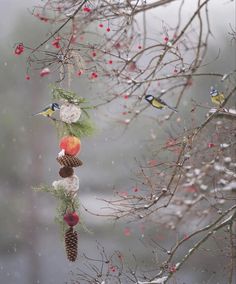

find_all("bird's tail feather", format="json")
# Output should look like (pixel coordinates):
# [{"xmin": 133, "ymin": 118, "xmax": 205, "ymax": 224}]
[
  {"xmin": 167, "ymin": 105, "xmax": 178, "ymax": 112},
  {"xmin": 32, "ymin": 112, "xmax": 42, "ymax": 116}
]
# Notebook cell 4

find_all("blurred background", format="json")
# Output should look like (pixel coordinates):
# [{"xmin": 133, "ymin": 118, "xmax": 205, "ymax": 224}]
[{"xmin": 0, "ymin": 0, "xmax": 235, "ymax": 283}]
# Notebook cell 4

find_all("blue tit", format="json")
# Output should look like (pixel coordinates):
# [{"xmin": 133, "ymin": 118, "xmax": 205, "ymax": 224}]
[
  {"xmin": 210, "ymin": 87, "xmax": 225, "ymax": 106},
  {"xmin": 145, "ymin": 94, "xmax": 178, "ymax": 112},
  {"xmin": 33, "ymin": 103, "xmax": 60, "ymax": 117}
]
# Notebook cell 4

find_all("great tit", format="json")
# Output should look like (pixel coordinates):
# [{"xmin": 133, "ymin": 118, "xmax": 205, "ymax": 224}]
[
  {"xmin": 210, "ymin": 87, "xmax": 225, "ymax": 106},
  {"xmin": 145, "ymin": 94, "xmax": 178, "ymax": 112},
  {"xmin": 33, "ymin": 103, "xmax": 60, "ymax": 117}
]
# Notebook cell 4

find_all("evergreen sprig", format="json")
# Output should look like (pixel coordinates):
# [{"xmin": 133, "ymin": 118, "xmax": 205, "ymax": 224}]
[
  {"xmin": 53, "ymin": 119, "xmax": 95, "ymax": 139},
  {"xmin": 51, "ymin": 85, "xmax": 92, "ymax": 109},
  {"xmin": 33, "ymin": 185, "xmax": 80, "ymax": 235},
  {"xmin": 50, "ymin": 85, "xmax": 95, "ymax": 139}
]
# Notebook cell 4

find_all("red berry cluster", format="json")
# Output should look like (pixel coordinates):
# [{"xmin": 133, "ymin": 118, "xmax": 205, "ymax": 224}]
[
  {"xmin": 14, "ymin": 43, "xmax": 24, "ymax": 55},
  {"xmin": 51, "ymin": 37, "xmax": 61, "ymax": 49},
  {"xmin": 83, "ymin": 6, "xmax": 91, "ymax": 12},
  {"xmin": 91, "ymin": 72, "xmax": 98, "ymax": 79},
  {"xmin": 35, "ymin": 13, "xmax": 49, "ymax": 22}
]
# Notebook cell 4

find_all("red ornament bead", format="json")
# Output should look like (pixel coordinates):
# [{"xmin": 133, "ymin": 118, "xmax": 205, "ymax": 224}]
[{"xmin": 64, "ymin": 212, "xmax": 79, "ymax": 227}]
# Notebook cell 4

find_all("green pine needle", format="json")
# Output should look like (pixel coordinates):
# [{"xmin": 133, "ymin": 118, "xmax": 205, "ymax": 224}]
[
  {"xmin": 51, "ymin": 85, "xmax": 88, "ymax": 106},
  {"xmin": 52, "ymin": 119, "xmax": 95, "ymax": 139},
  {"xmin": 33, "ymin": 185, "xmax": 80, "ymax": 235}
]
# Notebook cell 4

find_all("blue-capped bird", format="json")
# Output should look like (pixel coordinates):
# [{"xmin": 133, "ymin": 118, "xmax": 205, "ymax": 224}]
[
  {"xmin": 33, "ymin": 103, "xmax": 60, "ymax": 117},
  {"xmin": 210, "ymin": 87, "xmax": 225, "ymax": 106},
  {"xmin": 145, "ymin": 94, "xmax": 178, "ymax": 112}
]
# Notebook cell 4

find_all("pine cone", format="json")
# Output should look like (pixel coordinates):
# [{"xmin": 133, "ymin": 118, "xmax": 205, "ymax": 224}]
[
  {"xmin": 65, "ymin": 227, "xmax": 78, "ymax": 262},
  {"xmin": 57, "ymin": 154, "xmax": 83, "ymax": 167},
  {"xmin": 59, "ymin": 166, "xmax": 74, "ymax": 178}
]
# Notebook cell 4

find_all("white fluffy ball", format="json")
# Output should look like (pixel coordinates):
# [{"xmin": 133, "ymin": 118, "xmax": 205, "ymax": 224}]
[
  {"xmin": 60, "ymin": 103, "xmax": 81, "ymax": 124},
  {"xmin": 52, "ymin": 174, "xmax": 79, "ymax": 194}
]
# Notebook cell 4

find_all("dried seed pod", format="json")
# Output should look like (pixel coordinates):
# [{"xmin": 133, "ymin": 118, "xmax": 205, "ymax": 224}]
[
  {"xmin": 57, "ymin": 154, "xmax": 83, "ymax": 167},
  {"xmin": 65, "ymin": 227, "xmax": 78, "ymax": 262},
  {"xmin": 59, "ymin": 166, "xmax": 74, "ymax": 178}
]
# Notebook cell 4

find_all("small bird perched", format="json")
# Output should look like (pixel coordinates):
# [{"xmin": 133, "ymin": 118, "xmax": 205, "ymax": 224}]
[
  {"xmin": 210, "ymin": 86, "xmax": 225, "ymax": 106},
  {"xmin": 33, "ymin": 103, "xmax": 60, "ymax": 117},
  {"xmin": 145, "ymin": 94, "xmax": 178, "ymax": 112}
]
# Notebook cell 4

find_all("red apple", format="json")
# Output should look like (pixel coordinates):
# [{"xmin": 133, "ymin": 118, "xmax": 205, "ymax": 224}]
[
  {"xmin": 60, "ymin": 136, "xmax": 81, "ymax": 156},
  {"xmin": 64, "ymin": 212, "xmax": 79, "ymax": 227}
]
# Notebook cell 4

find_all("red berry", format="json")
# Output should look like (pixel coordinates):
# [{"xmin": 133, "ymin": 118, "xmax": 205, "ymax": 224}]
[
  {"xmin": 25, "ymin": 74, "xmax": 30, "ymax": 80},
  {"xmin": 38, "ymin": 15, "xmax": 48, "ymax": 22},
  {"xmin": 63, "ymin": 212, "xmax": 79, "ymax": 227},
  {"xmin": 77, "ymin": 70, "xmax": 84, "ymax": 76},
  {"xmin": 40, "ymin": 67, "xmax": 50, "ymax": 77},
  {"xmin": 106, "ymin": 27, "xmax": 111, "ymax": 32},
  {"xmin": 183, "ymin": 234, "xmax": 189, "ymax": 240},
  {"xmin": 99, "ymin": 23, "xmax": 103, "ymax": 28},
  {"xmin": 83, "ymin": 7, "xmax": 91, "ymax": 12},
  {"xmin": 92, "ymin": 51, "xmax": 96, "ymax": 57},
  {"xmin": 164, "ymin": 37, "xmax": 169, "ymax": 42},
  {"xmin": 52, "ymin": 39, "xmax": 60, "ymax": 49},
  {"xmin": 169, "ymin": 266, "xmax": 177, "ymax": 273},
  {"xmin": 208, "ymin": 143, "xmax": 215, "ymax": 148},
  {"xmin": 124, "ymin": 227, "xmax": 131, "ymax": 236},
  {"xmin": 138, "ymin": 45, "xmax": 142, "ymax": 49},
  {"xmin": 108, "ymin": 60, "xmax": 113, "ymax": 64},
  {"xmin": 91, "ymin": 72, "xmax": 98, "ymax": 79},
  {"xmin": 110, "ymin": 266, "xmax": 116, "ymax": 272},
  {"xmin": 71, "ymin": 34, "xmax": 77, "ymax": 43},
  {"xmin": 114, "ymin": 42, "xmax": 121, "ymax": 49}
]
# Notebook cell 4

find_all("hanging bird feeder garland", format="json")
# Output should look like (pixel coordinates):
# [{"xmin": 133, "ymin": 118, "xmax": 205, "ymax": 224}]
[{"xmin": 34, "ymin": 86, "xmax": 94, "ymax": 262}]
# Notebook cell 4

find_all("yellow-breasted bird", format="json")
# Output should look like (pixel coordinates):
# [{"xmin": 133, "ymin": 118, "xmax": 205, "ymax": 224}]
[
  {"xmin": 33, "ymin": 103, "xmax": 60, "ymax": 117},
  {"xmin": 210, "ymin": 86, "xmax": 225, "ymax": 106},
  {"xmin": 145, "ymin": 94, "xmax": 178, "ymax": 112}
]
